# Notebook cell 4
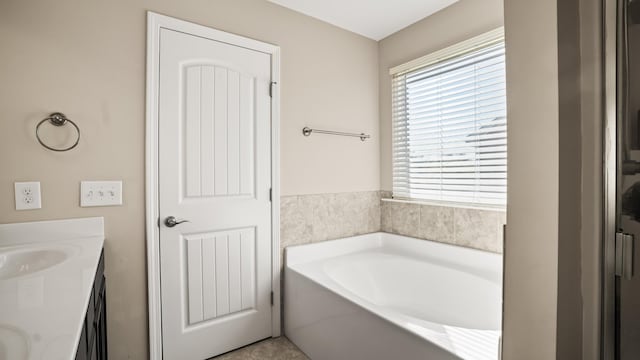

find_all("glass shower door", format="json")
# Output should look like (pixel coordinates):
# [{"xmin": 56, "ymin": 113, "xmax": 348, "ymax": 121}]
[{"xmin": 611, "ymin": 0, "xmax": 640, "ymax": 358}]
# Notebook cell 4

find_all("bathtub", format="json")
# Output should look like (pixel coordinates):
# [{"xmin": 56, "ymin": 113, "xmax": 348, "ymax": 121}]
[{"xmin": 284, "ymin": 232, "xmax": 502, "ymax": 360}]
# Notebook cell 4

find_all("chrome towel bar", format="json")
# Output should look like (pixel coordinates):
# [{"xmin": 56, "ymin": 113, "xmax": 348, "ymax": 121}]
[{"xmin": 302, "ymin": 127, "xmax": 370, "ymax": 141}]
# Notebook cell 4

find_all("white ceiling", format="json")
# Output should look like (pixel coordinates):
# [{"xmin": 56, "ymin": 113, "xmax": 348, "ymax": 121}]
[{"xmin": 268, "ymin": 0, "xmax": 459, "ymax": 41}]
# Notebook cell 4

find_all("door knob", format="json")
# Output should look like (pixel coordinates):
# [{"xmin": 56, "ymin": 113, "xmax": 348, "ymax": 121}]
[{"xmin": 165, "ymin": 216, "xmax": 190, "ymax": 228}]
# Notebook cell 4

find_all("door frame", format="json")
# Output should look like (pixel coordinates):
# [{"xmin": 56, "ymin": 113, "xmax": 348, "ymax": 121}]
[{"xmin": 144, "ymin": 11, "xmax": 281, "ymax": 360}]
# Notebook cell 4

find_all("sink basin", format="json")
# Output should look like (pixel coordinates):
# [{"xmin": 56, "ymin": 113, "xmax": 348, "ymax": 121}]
[{"xmin": 0, "ymin": 247, "xmax": 70, "ymax": 280}]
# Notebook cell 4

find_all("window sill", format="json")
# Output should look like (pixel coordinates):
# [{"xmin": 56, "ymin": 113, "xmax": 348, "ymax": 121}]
[{"xmin": 381, "ymin": 197, "xmax": 506, "ymax": 212}]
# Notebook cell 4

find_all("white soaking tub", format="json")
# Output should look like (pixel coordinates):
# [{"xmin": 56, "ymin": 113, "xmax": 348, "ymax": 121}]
[{"xmin": 284, "ymin": 232, "xmax": 502, "ymax": 360}]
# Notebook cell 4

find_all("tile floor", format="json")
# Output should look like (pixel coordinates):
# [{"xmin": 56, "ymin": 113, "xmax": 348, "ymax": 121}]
[{"xmin": 211, "ymin": 337, "xmax": 310, "ymax": 360}]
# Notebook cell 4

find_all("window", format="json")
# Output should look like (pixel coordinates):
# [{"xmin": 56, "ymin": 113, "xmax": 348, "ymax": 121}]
[{"xmin": 391, "ymin": 29, "xmax": 507, "ymax": 207}]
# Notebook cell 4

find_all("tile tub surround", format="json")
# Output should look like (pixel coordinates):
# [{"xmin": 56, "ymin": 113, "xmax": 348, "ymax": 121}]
[
  {"xmin": 381, "ymin": 199, "xmax": 506, "ymax": 253},
  {"xmin": 280, "ymin": 191, "xmax": 381, "ymax": 249},
  {"xmin": 280, "ymin": 191, "xmax": 505, "ymax": 254}
]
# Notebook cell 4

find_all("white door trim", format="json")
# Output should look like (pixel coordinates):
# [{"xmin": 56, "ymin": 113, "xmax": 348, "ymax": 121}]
[{"xmin": 145, "ymin": 12, "xmax": 281, "ymax": 360}]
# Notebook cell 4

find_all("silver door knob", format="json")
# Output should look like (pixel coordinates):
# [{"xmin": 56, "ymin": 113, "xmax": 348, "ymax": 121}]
[{"xmin": 165, "ymin": 216, "xmax": 190, "ymax": 227}]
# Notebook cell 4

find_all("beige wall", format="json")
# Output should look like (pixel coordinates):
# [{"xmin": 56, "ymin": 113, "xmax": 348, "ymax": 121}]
[
  {"xmin": 578, "ymin": 1, "xmax": 603, "ymax": 355},
  {"xmin": 557, "ymin": 0, "xmax": 584, "ymax": 357},
  {"xmin": 377, "ymin": 0, "xmax": 504, "ymax": 191},
  {"xmin": 501, "ymin": 0, "xmax": 599, "ymax": 357},
  {"xmin": 578, "ymin": 0, "xmax": 603, "ymax": 357},
  {"xmin": 0, "ymin": 1, "xmax": 379, "ymax": 358},
  {"xmin": 502, "ymin": 0, "xmax": 561, "ymax": 358}
]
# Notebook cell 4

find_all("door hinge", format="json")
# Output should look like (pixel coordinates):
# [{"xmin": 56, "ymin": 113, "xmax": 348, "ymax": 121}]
[
  {"xmin": 269, "ymin": 81, "xmax": 277, "ymax": 97},
  {"xmin": 616, "ymin": 232, "xmax": 635, "ymax": 279},
  {"xmin": 270, "ymin": 291, "xmax": 274, "ymax": 306},
  {"xmin": 269, "ymin": 188, "xmax": 272, "ymax": 202}
]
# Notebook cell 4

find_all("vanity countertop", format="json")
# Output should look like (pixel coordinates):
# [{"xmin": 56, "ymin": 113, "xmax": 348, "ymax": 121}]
[{"xmin": 0, "ymin": 217, "xmax": 105, "ymax": 360}]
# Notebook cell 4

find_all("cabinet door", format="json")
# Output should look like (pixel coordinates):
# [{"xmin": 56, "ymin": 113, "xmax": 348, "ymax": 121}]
[
  {"xmin": 90, "ymin": 339, "xmax": 98, "ymax": 360},
  {"xmin": 77, "ymin": 250, "xmax": 106, "ymax": 360},
  {"xmin": 97, "ymin": 280, "xmax": 107, "ymax": 360},
  {"xmin": 75, "ymin": 323, "xmax": 87, "ymax": 360}
]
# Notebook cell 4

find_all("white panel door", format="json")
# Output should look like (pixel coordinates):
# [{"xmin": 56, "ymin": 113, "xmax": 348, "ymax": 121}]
[{"xmin": 158, "ymin": 28, "xmax": 272, "ymax": 360}]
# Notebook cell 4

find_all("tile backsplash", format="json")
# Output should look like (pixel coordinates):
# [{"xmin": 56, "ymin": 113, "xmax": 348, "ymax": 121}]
[
  {"xmin": 280, "ymin": 191, "xmax": 505, "ymax": 254},
  {"xmin": 381, "ymin": 200, "xmax": 506, "ymax": 253},
  {"xmin": 280, "ymin": 191, "xmax": 381, "ymax": 249}
]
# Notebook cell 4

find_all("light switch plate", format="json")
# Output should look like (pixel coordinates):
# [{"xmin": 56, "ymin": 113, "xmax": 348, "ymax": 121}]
[
  {"xmin": 15, "ymin": 182, "xmax": 42, "ymax": 210},
  {"xmin": 81, "ymin": 181, "xmax": 123, "ymax": 207}
]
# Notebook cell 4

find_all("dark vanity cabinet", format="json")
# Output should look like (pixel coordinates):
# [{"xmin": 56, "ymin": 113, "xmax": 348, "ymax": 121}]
[{"xmin": 76, "ymin": 250, "xmax": 107, "ymax": 360}]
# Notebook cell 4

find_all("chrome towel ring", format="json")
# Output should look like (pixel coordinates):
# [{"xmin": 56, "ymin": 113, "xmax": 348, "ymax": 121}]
[{"xmin": 36, "ymin": 112, "xmax": 80, "ymax": 152}]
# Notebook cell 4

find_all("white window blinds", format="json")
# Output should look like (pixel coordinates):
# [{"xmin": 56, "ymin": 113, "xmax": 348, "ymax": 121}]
[{"xmin": 391, "ymin": 34, "xmax": 507, "ymax": 207}]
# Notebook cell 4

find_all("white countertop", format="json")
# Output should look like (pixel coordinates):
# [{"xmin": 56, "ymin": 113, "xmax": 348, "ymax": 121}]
[{"xmin": 0, "ymin": 217, "xmax": 105, "ymax": 360}]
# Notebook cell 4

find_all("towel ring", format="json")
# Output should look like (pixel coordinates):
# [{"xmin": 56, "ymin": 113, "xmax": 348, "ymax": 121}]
[{"xmin": 36, "ymin": 112, "xmax": 80, "ymax": 152}]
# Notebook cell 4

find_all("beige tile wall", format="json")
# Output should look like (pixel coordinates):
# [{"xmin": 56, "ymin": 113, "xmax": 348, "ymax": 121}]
[
  {"xmin": 381, "ymin": 200, "xmax": 506, "ymax": 253},
  {"xmin": 280, "ymin": 190, "xmax": 506, "ymax": 254},
  {"xmin": 280, "ymin": 191, "xmax": 381, "ymax": 250}
]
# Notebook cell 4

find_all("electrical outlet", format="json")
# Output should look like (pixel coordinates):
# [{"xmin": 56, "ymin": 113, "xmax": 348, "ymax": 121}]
[
  {"xmin": 14, "ymin": 182, "xmax": 42, "ymax": 210},
  {"xmin": 81, "ymin": 181, "xmax": 123, "ymax": 207}
]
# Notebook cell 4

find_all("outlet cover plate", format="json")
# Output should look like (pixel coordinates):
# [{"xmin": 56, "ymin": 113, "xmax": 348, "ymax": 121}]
[
  {"xmin": 81, "ymin": 181, "xmax": 123, "ymax": 207},
  {"xmin": 14, "ymin": 182, "xmax": 42, "ymax": 210}
]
